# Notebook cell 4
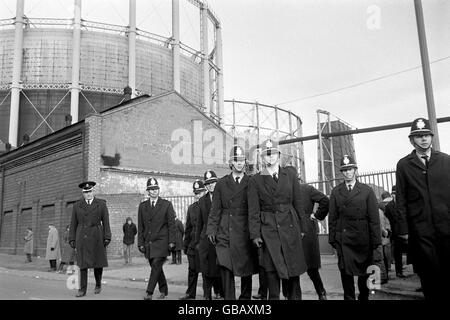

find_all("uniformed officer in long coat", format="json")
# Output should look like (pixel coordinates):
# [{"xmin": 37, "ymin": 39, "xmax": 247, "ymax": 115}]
[
  {"xmin": 69, "ymin": 181, "xmax": 111, "ymax": 298},
  {"xmin": 328, "ymin": 156, "xmax": 381, "ymax": 300},
  {"xmin": 195, "ymin": 170, "xmax": 223, "ymax": 300},
  {"xmin": 206, "ymin": 146, "xmax": 258, "ymax": 300},
  {"xmin": 396, "ymin": 118, "xmax": 450, "ymax": 300},
  {"xmin": 179, "ymin": 180, "xmax": 206, "ymax": 300},
  {"xmin": 298, "ymin": 182, "xmax": 329, "ymax": 300},
  {"xmin": 248, "ymin": 139, "xmax": 307, "ymax": 300},
  {"xmin": 138, "ymin": 177, "xmax": 176, "ymax": 300}
]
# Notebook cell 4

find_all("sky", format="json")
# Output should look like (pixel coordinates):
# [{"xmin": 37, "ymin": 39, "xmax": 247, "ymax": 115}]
[{"xmin": 1, "ymin": 0, "xmax": 449, "ymax": 182}]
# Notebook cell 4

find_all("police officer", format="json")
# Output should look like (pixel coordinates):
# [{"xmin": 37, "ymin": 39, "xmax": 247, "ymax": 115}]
[
  {"xmin": 248, "ymin": 139, "xmax": 307, "ymax": 300},
  {"xmin": 195, "ymin": 170, "xmax": 223, "ymax": 300},
  {"xmin": 396, "ymin": 118, "xmax": 450, "ymax": 300},
  {"xmin": 69, "ymin": 181, "xmax": 111, "ymax": 298},
  {"xmin": 138, "ymin": 177, "xmax": 176, "ymax": 300},
  {"xmin": 328, "ymin": 155, "xmax": 381, "ymax": 300},
  {"xmin": 299, "ymin": 182, "xmax": 330, "ymax": 300},
  {"xmin": 383, "ymin": 185, "xmax": 408, "ymax": 278},
  {"xmin": 206, "ymin": 146, "xmax": 258, "ymax": 300},
  {"xmin": 179, "ymin": 180, "xmax": 206, "ymax": 300}
]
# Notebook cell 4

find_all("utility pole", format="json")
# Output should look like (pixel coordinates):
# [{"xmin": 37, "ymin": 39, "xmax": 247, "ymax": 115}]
[{"xmin": 414, "ymin": 0, "xmax": 440, "ymax": 150}]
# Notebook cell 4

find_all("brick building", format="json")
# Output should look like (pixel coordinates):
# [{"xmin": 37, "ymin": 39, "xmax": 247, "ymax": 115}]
[{"xmin": 0, "ymin": 91, "xmax": 231, "ymax": 257}]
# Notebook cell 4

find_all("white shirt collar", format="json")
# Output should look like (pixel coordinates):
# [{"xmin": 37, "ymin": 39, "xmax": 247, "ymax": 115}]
[
  {"xmin": 149, "ymin": 197, "xmax": 159, "ymax": 205},
  {"xmin": 346, "ymin": 180, "xmax": 356, "ymax": 189},
  {"xmin": 415, "ymin": 149, "xmax": 431, "ymax": 161}
]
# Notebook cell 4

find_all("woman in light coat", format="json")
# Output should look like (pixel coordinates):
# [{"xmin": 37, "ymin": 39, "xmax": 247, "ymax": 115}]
[{"xmin": 45, "ymin": 224, "xmax": 61, "ymax": 271}]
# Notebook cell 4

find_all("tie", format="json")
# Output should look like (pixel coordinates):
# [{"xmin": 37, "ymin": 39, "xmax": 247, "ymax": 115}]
[
  {"xmin": 348, "ymin": 185, "xmax": 352, "ymax": 192},
  {"xmin": 151, "ymin": 201, "xmax": 155, "ymax": 209},
  {"xmin": 87, "ymin": 200, "xmax": 91, "ymax": 205},
  {"xmin": 421, "ymin": 155, "xmax": 429, "ymax": 168},
  {"xmin": 273, "ymin": 173, "xmax": 278, "ymax": 183},
  {"xmin": 235, "ymin": 177, "xmax": 240, "ymax": 184}
]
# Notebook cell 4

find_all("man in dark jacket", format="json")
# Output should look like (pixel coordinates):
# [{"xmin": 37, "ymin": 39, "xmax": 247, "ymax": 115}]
[
  {"xmin": 69, "ymin": 181, "xmax": 111, "ymax": 298},
  {"xmin": 179, "ymin": 180, "xmax": 206, "ymax": 300},
  {"xmin": 298, "ymin": 183, "xmax": 329, "ymax": 300},
  {"xmin": 383, "ymin": 185, "xmax": 408, "ymax": 278},
  {"xmin": 248, "ymin": 139, "xmax": 307, "ymax": 300},
  {"xmin": 328, "ymin": 156, "xmax": 381, "ymax": 300},
  {"xmin": 123, "ymin": 217, "xmax": 137, "ymax": 265},
  {"xmin": 138, "ymin": 177, "xmax": 176, "ymax": 300},
  {"xmin": 206, "ymin": 145, "xmax": 258, "ymax": 300},
  {"xmin": 396, "ymin": 118, "xmax": 450, "ymax": 300},
  {"xmin": 172, "ymin": 218, "xmax": 184, "ymax": 264},
  {"xmin": 195, "ymin": 170, "xmax": 223, "ymax": 300}
]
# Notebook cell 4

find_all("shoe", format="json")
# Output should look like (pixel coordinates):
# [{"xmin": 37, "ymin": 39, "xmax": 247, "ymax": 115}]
[
  {"xmin": 381, "ymin": 279, "xmax": 388, "ymax": 285},
  {"xmin": 179, "ymin": 294, "xmax": 194, "ymax": 300},
  {"xmin": 213, "ymin": 293, "xmax": 223, "ymax": 300},
  {"xmin": 94, "ymin": 286, "xmax": 102, "ymax": 294},
  {"xmin": 143, "ymin": 293, "xmax": 153, "ymax": 300},
  {"xmin": 48, "ymin": 268, "xmax": 56, "ymax": 272},
  {"xmin": 415, "ymin": 287, "xmax": 423, "ymax": 292},
  {"xmin": 158, "ymin": 293, "xmax": 167, "ymax": 299},
  {"xmin": 318, "ymin": 291, "xmax": 327, "ymax": 300},
  {"xmin": 170, "ymin": 262, "xmax": 176, "ymax": 265},
  {"xmin": 252, "ymin": 294, "xmax": 262, "ymax": 300},
  {"xmin": 75, "ymin": 290, "xmax": 86, "ymax": 298},
  {"xmin": 396, "ymin": 273, "xmax": 406, "ymax": 278},
  {"xmin": 203, "ymin": 296, "xmax": 212, "ymax": 300}
]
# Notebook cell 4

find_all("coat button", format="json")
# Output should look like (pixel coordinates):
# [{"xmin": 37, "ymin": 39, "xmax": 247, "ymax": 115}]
[
  {"xmin": 422, "ymin": 171, "xmax": 426, "ymax": 174},
  {"xmin": 343, "ymin": 229, "xmax": 346, "ymax": 232},
  {"xmin": 277, "ymin": 225, "xmax": 280, "ymax": 228},
  {"xmin": 290, "ymin": 224, "xmax": 293, "ymax": 227}
]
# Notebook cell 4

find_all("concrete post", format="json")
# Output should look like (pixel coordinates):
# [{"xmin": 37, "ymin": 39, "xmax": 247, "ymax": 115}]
[
  {"xmin": 172, "ymin": 0, "xmax": 180, "ymax": 92},
  {"xmin": 70, "ymin": 0, "xmax": 82, "ymax": 124},
  {"xmin": 201, "ymin": 5, "xmax": 210, "ymax": 116},
  {"xmin": 8, "ymin": 0, "xmax": 25, "ymax": 147},
  {"xmin": 216, "ymin": 25, "xmax": 224, "ymax": 124},
  {"xmin": 128, "ymin": 0, "xmax": 137, "ymax": 98}
]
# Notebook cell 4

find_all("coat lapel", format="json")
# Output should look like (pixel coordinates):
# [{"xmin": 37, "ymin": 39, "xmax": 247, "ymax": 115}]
[
  {"xmin": 345, "ymin": 181, "xmax": 361, "ymax": 203},
  {"xmin": 227, "ymin": 173, "xmax": 249, "ymax": 200},
  {"xmin": 407, "ymin": 151, "xmax": 427, "ymax": 170},
  {"xmin": 261, "ymin": 167, "xmax": 277, "ymax": 194}
]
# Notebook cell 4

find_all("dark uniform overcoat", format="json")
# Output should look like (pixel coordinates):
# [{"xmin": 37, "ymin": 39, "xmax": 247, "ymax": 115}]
[
  {"xmin": 69, "ymin": 198, "xmax": 111, "ymax": 269},
  {"xmin": 396, "ymin": 150, "xmax": 450, "ymax": 273},
  {"xmin": 206, "ymin": 174, "xmax": 258, "ymax": 277},
  {"xmin": 248, "ymin": 166, "xmax": 307, "ymax": 279},
  {"xmin": 137, "ymin": 198, "xmax": 176, "ymax": 259},
  {"xmin": 328, "ymin": 181, "xmax": 381, "ymax": 276},
  {"xmin": 195, "ymin": 192, "xmax": 221, "ymax": 277},
  {"xmin": 384, "ymin": 200, "xmax": 408, "ymax": 238},
  {"xmin": 184, "ymin": 201, "xmax": 201, "ymax": 271},
  {"xmin": 299, "ymin": 184, "xmax": 329, "ymax": 269}
]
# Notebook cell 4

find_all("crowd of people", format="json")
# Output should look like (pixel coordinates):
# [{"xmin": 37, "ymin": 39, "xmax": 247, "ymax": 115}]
[{"xmin": 22, "ymin": 117, "xmax": 449, "ymax": 301}]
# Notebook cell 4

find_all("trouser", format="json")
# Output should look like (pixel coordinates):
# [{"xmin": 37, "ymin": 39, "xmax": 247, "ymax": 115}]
[
  {"xmin": 219, "ymin": 266, "xmax": 253, "ymax": 300},
  {"xmin": 340, "ymin": 271, "xmax": 369, "ymax": 300},
  {"xmin": 393, "ymin": 237, "xmax": 405, "ymax": 274},
  {"xmin": 307, "ymin": 268, "xmax": 326, "ymax": 296},
  {"xmin": 79, "ymin": 268, "xmax": 103, "ymax": 293},
  {"xmin": 257, "ymin": 267, "xmax": 268, "ymax": 300},
  {"xmin": 26, "ymin": 254, "xmax": 32, "ymax": 262},
  {"xmin": 185, "ymin": 254, "xmax": 199, "ymax": 298},
  {"xmin": 123, "ymin": 244, "xmax": 133, "ymax": 263},
  {"xmin": 146, "ymin": 257, "xmax": 168, "ymax": 295},
  {"xmin": 267, "ymin": 271, "xmax": 301, "ymax": 300},
  {"xmin": 415, "ymin": 236, "xmax": 450, "ymax": 300},
  {"xmin": 203, "ymin": 276, "xmax": 222, "ymax": 299},
  {"xmin": 172, "ymin": 251, "xmax": 182, "ymax": 264},
  {"xmin": 380, "ymin": 244, "xmax": 391, "ymax": 281},
  {"xmin": 49, "ymin": 260, "xmax": 57, "ymax": 270}
]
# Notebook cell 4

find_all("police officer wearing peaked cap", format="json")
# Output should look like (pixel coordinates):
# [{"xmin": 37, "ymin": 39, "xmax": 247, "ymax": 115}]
[
  {"xmin": 396, "ymin": 117, "xmax": 450, "ymax": 300},
  {"xmin": 69, "ymin": 181, "xmax": 112, "ymax": 297}
]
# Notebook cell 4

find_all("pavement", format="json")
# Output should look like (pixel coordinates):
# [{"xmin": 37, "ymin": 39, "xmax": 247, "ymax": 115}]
[{"xmin": 0, "ymin": 252, "xmax": 424, "ymax": 300}]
